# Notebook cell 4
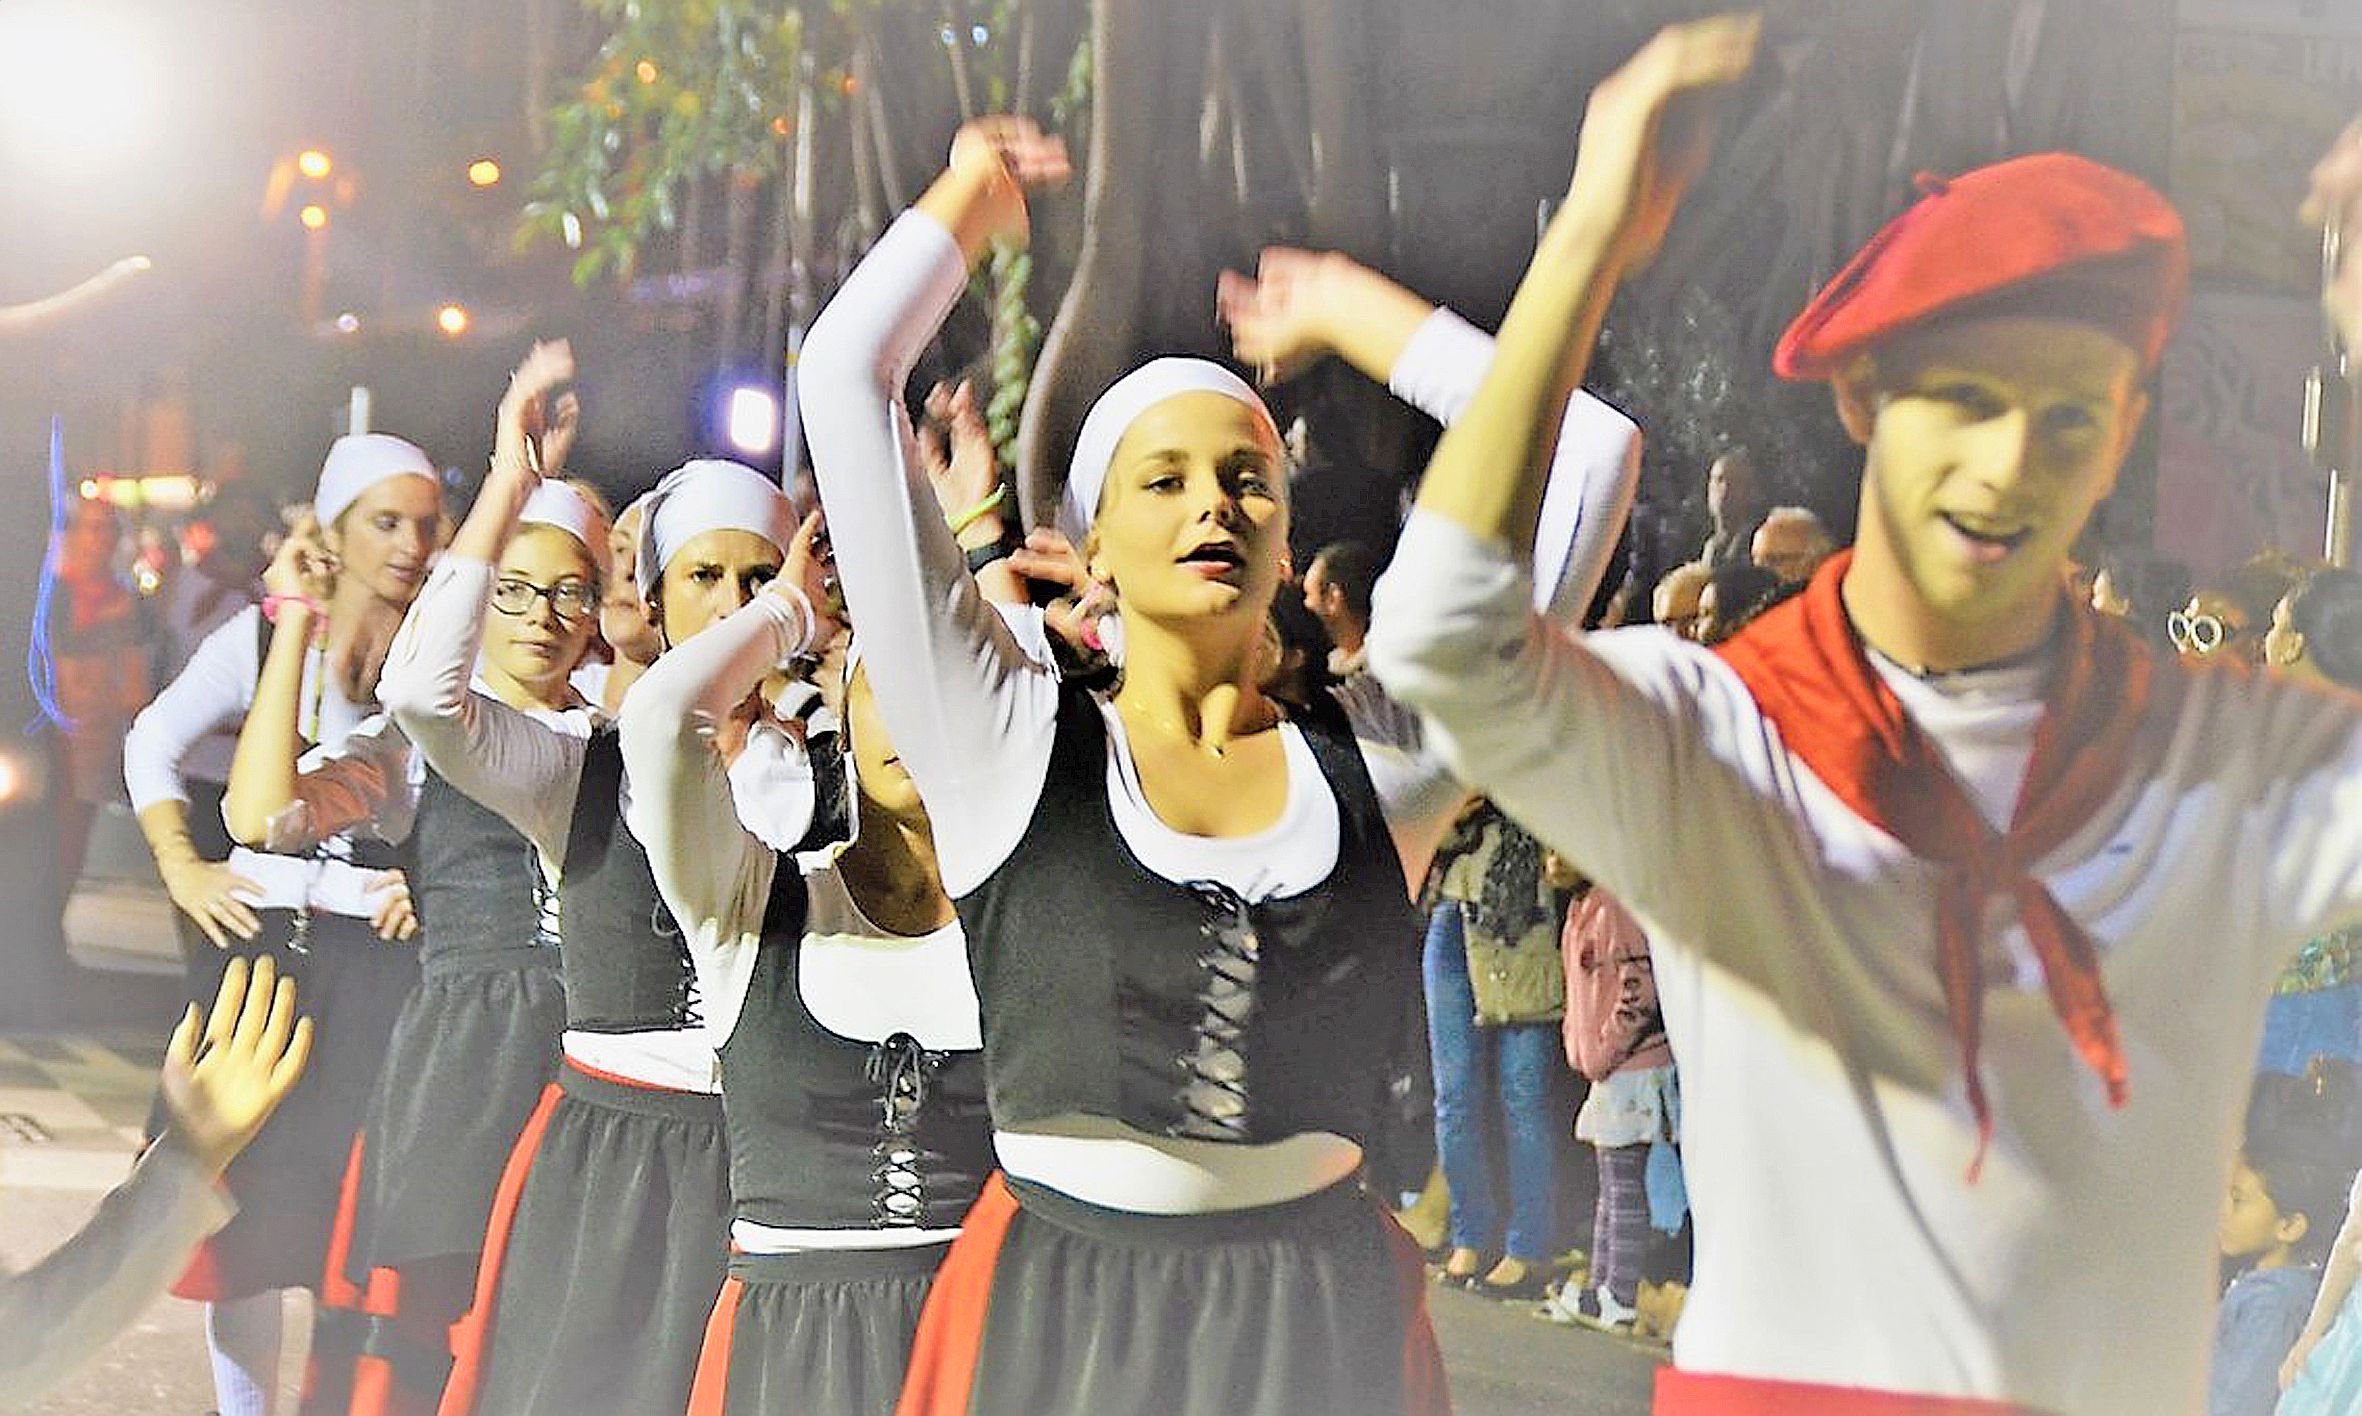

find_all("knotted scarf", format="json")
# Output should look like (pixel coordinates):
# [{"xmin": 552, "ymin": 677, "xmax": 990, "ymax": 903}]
[{"xmin": 1714, "ymin": 551, "xmax": 2159, "ymax": 1175}]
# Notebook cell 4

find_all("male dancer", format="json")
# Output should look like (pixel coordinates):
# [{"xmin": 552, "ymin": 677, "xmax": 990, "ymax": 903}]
[{"xmin": 1372, "ymin": 17, "xmax": 2362, "ymax": 1413}]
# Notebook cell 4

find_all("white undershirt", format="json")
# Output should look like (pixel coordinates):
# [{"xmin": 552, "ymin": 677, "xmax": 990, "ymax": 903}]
[{"xmin": 1369, "ymin": 510, "xmax": 2362, "ymax": 1411}]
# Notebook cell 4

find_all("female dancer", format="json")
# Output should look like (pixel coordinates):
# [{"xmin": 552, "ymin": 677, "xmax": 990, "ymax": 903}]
[
  {"xmin": 624, "ymin": 391, "xmax": 1028, "ymax": 1415},
  {"xmin": 801, "ymin": 118, "xmax": 1636, "ymax": 1415},
  {"xmin": 125, "ymin": 433, "xmax": 442, "ymax": 1416},
  {"xmin": 380, "ymin": 343, "xmax": 822, "ymax": 1415},
  {"xmin": 245, "ymin": 377, "xmax": 608, "ymax": 1412}
]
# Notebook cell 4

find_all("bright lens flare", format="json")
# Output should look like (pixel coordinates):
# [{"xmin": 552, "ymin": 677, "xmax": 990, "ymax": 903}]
[
  {"xmin": 297, "ymin": 149, "xmax": 332, "ymax": 180},
  {"xmin": 725, "ymin": 386, "xmax": 780, "ymax": 455},
  {"xmin": 0, "ymin": 2, "xmax": 160, "ymax": 183},
  {"xmin": 436, "ymin": 303, "xmax": 470, "ymax": 337},
  {"xmin": 467, "ymin": 158, "xmax": 500, "ymax": 187},
  {"xmin": 299, "ymin": 203, "xmax": 329, "ymax": 230}
]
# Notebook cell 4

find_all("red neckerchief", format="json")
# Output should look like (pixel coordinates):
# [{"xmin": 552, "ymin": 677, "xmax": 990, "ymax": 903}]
[{"xmin": 1714, "ymin": 550, "xmax": 2156, "ymax": 1177}]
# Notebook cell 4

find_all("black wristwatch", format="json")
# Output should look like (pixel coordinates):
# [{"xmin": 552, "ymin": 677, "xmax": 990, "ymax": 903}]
[{"xmin": 965, "ymin": 535, "xmax": 1018, "ymax": 573}]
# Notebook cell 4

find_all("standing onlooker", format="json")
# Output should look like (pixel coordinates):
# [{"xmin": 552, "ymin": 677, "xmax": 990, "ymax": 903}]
[
  {"xmin": 160, "ymin": 485, "xmax": 274, "ymax": 682},
  {"xmin": 1302, "ymin": 539, "xmax": 1379, "ymax": 680},
  {"xmin": 2089, "ymin": 549, "xmax": 2191, "ymax": 655},
  {"xmin": 47, "ymin": 496, "xmax": 153, "ymax": 888},
  {"xmin": 1425, "ymin": 801, "xmax": 1571, "ymax": 1300},
  {"xmin": 1697, "ymin": 446, "xmax": 1764, "ymax": 569},
  {"xmin": 1548, "ymin": 875, "xmax": 1678, "ymax": 1334}
]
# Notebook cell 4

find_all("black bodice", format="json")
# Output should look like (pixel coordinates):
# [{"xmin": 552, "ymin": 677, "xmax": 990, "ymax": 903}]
[
  {"xmin": 715, "ymin": 864, "xmax": 990, "ymax": 1231},
  {"xmin": 953, "ymin": 683, "xmax": 1423, "ymax": 1145}
]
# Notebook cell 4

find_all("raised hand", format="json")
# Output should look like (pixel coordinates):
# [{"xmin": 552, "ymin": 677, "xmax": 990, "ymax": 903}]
[
  {"xmin": 921, "ymin": 380, "xmax": 1003, "ymax": 521},
  {"xmin": 923, "ymin": 116, "xmax": 1072, "ymax": 260},
  {"xmin": 2303, "ymin": 115, "xmax": 2362, "ymax": 352},
  {"xmin": 1009, "ymin": 527, "xmax": 1113, "ymax": 656},
  {"xmin": 1563, "ymin": 12, "xmax": 1761, "ymax": 273},
  {"xmin": 773, "ymin": 509, "xmax": 847, "ymax": 651},
  {"xmin": 156, "ymin": 954, "xmax": 314, "ymax": 1175},
  {"xmin": 261, "ymin": 513, "xmax": 335, "ymax": 606},
  {"xmin": 1216, "ymin": 249, "xmax": 1355, "ymax": 385},
  {"xmin": 493, "ymin": 339, "xmax": 577, "ymax": 480}
]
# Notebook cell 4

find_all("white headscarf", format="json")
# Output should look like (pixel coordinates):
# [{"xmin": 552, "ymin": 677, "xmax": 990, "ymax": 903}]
[
  {"xmin": 1060, "ymin": 359, "xmax": 1280, "ymax": 543},
  {"xmin": 313, "ymin": 433, "xmax": 436, "ymax": 527},
  {"xmin": 636, "ymin": 459, "xmax": 794, "ymax": 595},
  {"xmin": 516, "ymin": 481, "xmax": 611, "ymax": 579}
]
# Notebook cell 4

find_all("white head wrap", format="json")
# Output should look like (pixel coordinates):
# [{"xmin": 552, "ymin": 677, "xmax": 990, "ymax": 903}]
[
  {"xmin": 313, "ymin": 433, "xmax": 436, "ymax": 527},
  {"xmin": 637, "ymin": 458, "xmax": 794, "ymax": 597},
  {"xmin": 1060, "ymin": 358, "xmax": 1280, "ymax": 543},
  {"xmin": 517, "ymin": 481, "xmax": 612, "ymax": 579}
]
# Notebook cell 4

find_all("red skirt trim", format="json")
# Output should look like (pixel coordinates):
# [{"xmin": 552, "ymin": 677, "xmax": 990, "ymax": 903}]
[
  {"xmin": 435, "ymin": 1081, "xmax": 563, "ymax": 1416},
  {"xmin": 1654, "ymin": 1367, "xmax": 2039, "ymax": 1414},
  {"xmin": 685, "ymin": 1273, "xmax": 748, "ymax": 1416},
  {"xmin": 892, "ymin": 1172, "xmax": 1022, "ymax": 1416},
  {"xmin": 1375, "ymin": 1204, "xmax": 1452, "ymax": 1414}
]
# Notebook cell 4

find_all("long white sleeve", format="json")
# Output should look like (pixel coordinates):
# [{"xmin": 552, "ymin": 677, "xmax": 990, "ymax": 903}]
[
  {"xmin": 0, "ymin": 1142, "xmax": 232, "ymax": 1401},
  {"xmin": 617, "ymin": 593, "xmax": 805, "ymax": 1044},
  {"xmin": 378, "ymin": 556, "xmax": 586, "ymax": 863},
  {"xmin": 799, "ymin": 210, "xmax": 1062, "ymax": 899},
  {"xmin": 124, "ymin": 608, "xmax": 261, "ymax": 811},
  {"xmin": 1386, "ymin": 306, "xmax": 1642, "ymax": 622}
]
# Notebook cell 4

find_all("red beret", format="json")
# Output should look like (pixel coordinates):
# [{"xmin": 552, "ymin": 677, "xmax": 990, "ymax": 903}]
[{"xmin": 1772, "ymin": 152, "xmax": 2188, "ymax": 381}]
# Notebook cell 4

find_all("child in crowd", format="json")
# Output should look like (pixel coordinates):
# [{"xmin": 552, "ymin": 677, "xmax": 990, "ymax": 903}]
[
  {"xmin": 1546, "ymin": 857, "xmax": 1679, "ymax": 1335},
  {"xmin": 2210, "ymin": 1146, "xmax": 2341, "ymax": 1415}
]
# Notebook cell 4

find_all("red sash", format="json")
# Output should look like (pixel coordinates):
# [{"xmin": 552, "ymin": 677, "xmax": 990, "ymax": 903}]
[{"xmin": 1714, "ymin": 552, "xmax": 2156, "ymax": 1174}]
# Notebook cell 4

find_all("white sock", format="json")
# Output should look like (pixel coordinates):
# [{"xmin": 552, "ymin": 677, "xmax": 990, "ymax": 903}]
[
  {"xmin": 205, "ymin": 1291, "xmax": 282, "ymax": 1416},
  {"xmin": 1596, "ymin": 1284, "xmax": 1638, "ymax": 1324}
]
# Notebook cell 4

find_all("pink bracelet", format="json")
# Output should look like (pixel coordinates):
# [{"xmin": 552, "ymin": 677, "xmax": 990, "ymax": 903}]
[{"xmin": 262, "ymin": 594, "xmax": 326, "ymax": 637}]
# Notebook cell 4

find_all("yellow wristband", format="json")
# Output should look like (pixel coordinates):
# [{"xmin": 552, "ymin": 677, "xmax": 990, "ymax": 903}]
[{"xmin": 946, "ymin": 485, "xmax": 1008, "ymax": 536}]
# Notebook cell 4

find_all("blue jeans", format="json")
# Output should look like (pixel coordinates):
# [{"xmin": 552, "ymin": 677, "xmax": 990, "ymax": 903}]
[{"xmin": 1423, "ymin": 901, "xmax": 1561, "ymax": 1261}]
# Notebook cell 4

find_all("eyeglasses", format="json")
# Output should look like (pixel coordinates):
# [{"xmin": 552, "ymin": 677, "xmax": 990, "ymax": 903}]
[
  {"xmin": 491, "ymin": 577, "xmax": 597, "ymax": 621},
  {"xmin": 2167, "ymin": 608, "xmax": 2242, "ymax": 656}
]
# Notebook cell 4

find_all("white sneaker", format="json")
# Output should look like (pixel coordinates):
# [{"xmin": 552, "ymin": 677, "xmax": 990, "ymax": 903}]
[
  {"xmin": 1537, "ymin": 1282, "xmax": 1587, "ymax": 1326},
  {"xmin": 1573, "ymin": 1285, "xmax": 1638, "ymax": 1334}
]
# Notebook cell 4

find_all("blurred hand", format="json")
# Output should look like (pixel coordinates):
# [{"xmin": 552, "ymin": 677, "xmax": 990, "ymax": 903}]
[
  {"xmin": 157, "ymin": 954, "xmax": 313, "ymax": 1176},
  {"xmin": 1009, "ymin": 527, "xmax": 1113, "ymax": 656},
  {"xmin": 1215, "ymin": 249, "xmax": 1363, "ymax": 384},
  {"xmin": 261, "ymin": 514, "xmax": 335, "ymax": 604},
  {"xmin": 921, "ymin": 380, "xmax": 1003, "ymax": 521},
  {"xmin": 2282, "ymin": 1330, "xmax": 2321, "ymax": 1392},
  {"xmin": 160, "ymin": 857, "xmax": 263, "ymax": 949},
  {"xmin": 365, "ymin": 869, "xmax": 419, "ymax": 942},
  {"xmin": 773, "ymin": 509, "xmax": 846, "ymax": 650},
  {"xmin": 944, "ymin": 116, "xmax": 1072, "ymax": 250},
  {"xmin": 494, "ymin": 339, "xmax": 577, "ymax": 478},
  {"xmin": 1563, "ymin": 13, "xmax": 1761, "ymax": 273},
  {"xmin": 2303, "ymin": 115, "xmax": 2362, "ymax": 351}
]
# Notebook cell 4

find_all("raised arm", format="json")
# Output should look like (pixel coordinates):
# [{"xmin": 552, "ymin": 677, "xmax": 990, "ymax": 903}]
[
  {"xmin": 378, "ymin": 342, "xmax": 587, "ymax": 860},
  {"xmin": 224, "ymin": 521, "xmax": 335, "ymax": 847},
  {"xmin": 1368, "ymin": 17, "xmax": 1767, "ymax": 914},
  {"xmin": 618, "ymin": 521, "xmax": 827, "ymax": 937},
  {"xmin": 1411, "ymin": 20, "xmax": 1752, "ymax": 551},
  {"xmin": 798, "ymin": 116, "xmax": 1072, "ymax": 897},
  {"xmin": 1217, "ymin": 250, "xmax": 1643, "ymax": 622}
]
